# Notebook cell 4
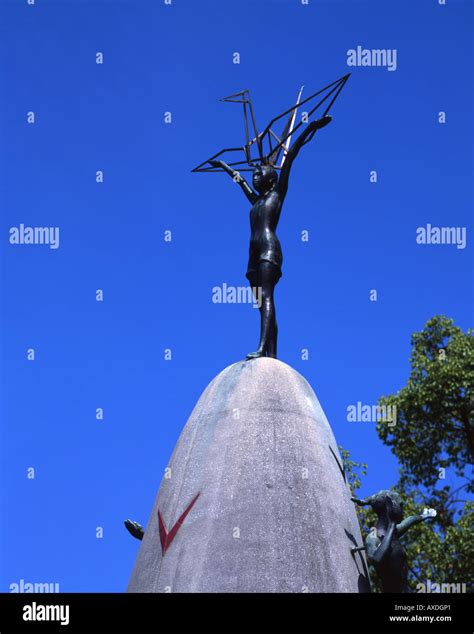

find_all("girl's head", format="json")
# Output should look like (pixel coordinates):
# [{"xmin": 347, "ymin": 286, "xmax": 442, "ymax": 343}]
[
  {"xmin": 368, "ymin": 490, "xmax": 403, "ymax": 523},
  {"xmin": 252, "ymin": 163, "xmax": 278, "ymax": 194}
]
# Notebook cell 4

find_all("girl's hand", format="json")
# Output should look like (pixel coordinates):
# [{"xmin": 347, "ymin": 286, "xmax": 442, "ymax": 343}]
[{"xmin": 314, "ymin": 114, "xmax": 332, "ymax": 129}]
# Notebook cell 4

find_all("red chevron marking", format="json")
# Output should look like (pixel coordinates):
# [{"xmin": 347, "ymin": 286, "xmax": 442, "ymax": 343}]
[{"xmin": 157, "ymin": 492, "xmax": 200, "ymax": 555}]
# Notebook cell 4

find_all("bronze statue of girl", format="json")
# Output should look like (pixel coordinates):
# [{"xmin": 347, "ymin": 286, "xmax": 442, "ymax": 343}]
[
  {"xmin": 209, "ymin": 114, "xmax": 332, "ymax": 359},
  {"xmin": 352, "ymin": 490, "xmax": 436, "ymax": 592},
  {"xmin": 194, "ymin": 76, "xmax": 350, "ymax": 359}
]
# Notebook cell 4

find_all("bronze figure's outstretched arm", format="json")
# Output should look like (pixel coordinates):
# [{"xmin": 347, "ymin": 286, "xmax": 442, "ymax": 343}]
[
  {"xmin": 210, "ymin": 159, "xmax": 258, "ymax": 204},
  {"xmin": 277, "ymin": 114, "xmax": 332, "ymax": 198},
  {"xmin": 351, "ymin": 496, "xmax": 372, "ymax": 506},
  {"xmin": 124, "ymin": 519, "xmax": 144, "ymax": 541},
  {"xmin": 396, "ymin": 508, "xmax": 436, "ymax": 538}
]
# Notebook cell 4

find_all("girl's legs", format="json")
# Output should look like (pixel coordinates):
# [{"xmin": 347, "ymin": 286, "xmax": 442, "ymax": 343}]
[{"xmin": 246, "ymin": 261, "xmax": 280, "ymax": 359}]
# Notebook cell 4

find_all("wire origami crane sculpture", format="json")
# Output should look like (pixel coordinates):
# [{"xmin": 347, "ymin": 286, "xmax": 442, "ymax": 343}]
[{"xmin": 192, "ymin": 73, "xmax": 350, "ymax": 173}]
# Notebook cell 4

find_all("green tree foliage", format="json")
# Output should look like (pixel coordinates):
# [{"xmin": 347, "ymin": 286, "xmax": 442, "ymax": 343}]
[
  {"xmin": 339, "ymin": 447, "xmax": 367, "ymax": 496},
  {"xmin": 344, "ymin": 316, "xmax": 474, "ymax": 592},
  {"xmin": 377, "ymin": 315, "xmax": 473, "ymax": 494}
]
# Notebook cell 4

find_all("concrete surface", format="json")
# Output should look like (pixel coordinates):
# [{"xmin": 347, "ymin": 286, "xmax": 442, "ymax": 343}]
[{"xmin": 127, "ymin": 358, "xmax": 370, "ymax": 593}]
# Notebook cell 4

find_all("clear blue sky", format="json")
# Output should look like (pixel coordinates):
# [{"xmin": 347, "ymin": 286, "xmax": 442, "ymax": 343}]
[{"xmin": 1, "ymin": 0, "xmax": 472, "ymax": 592}]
